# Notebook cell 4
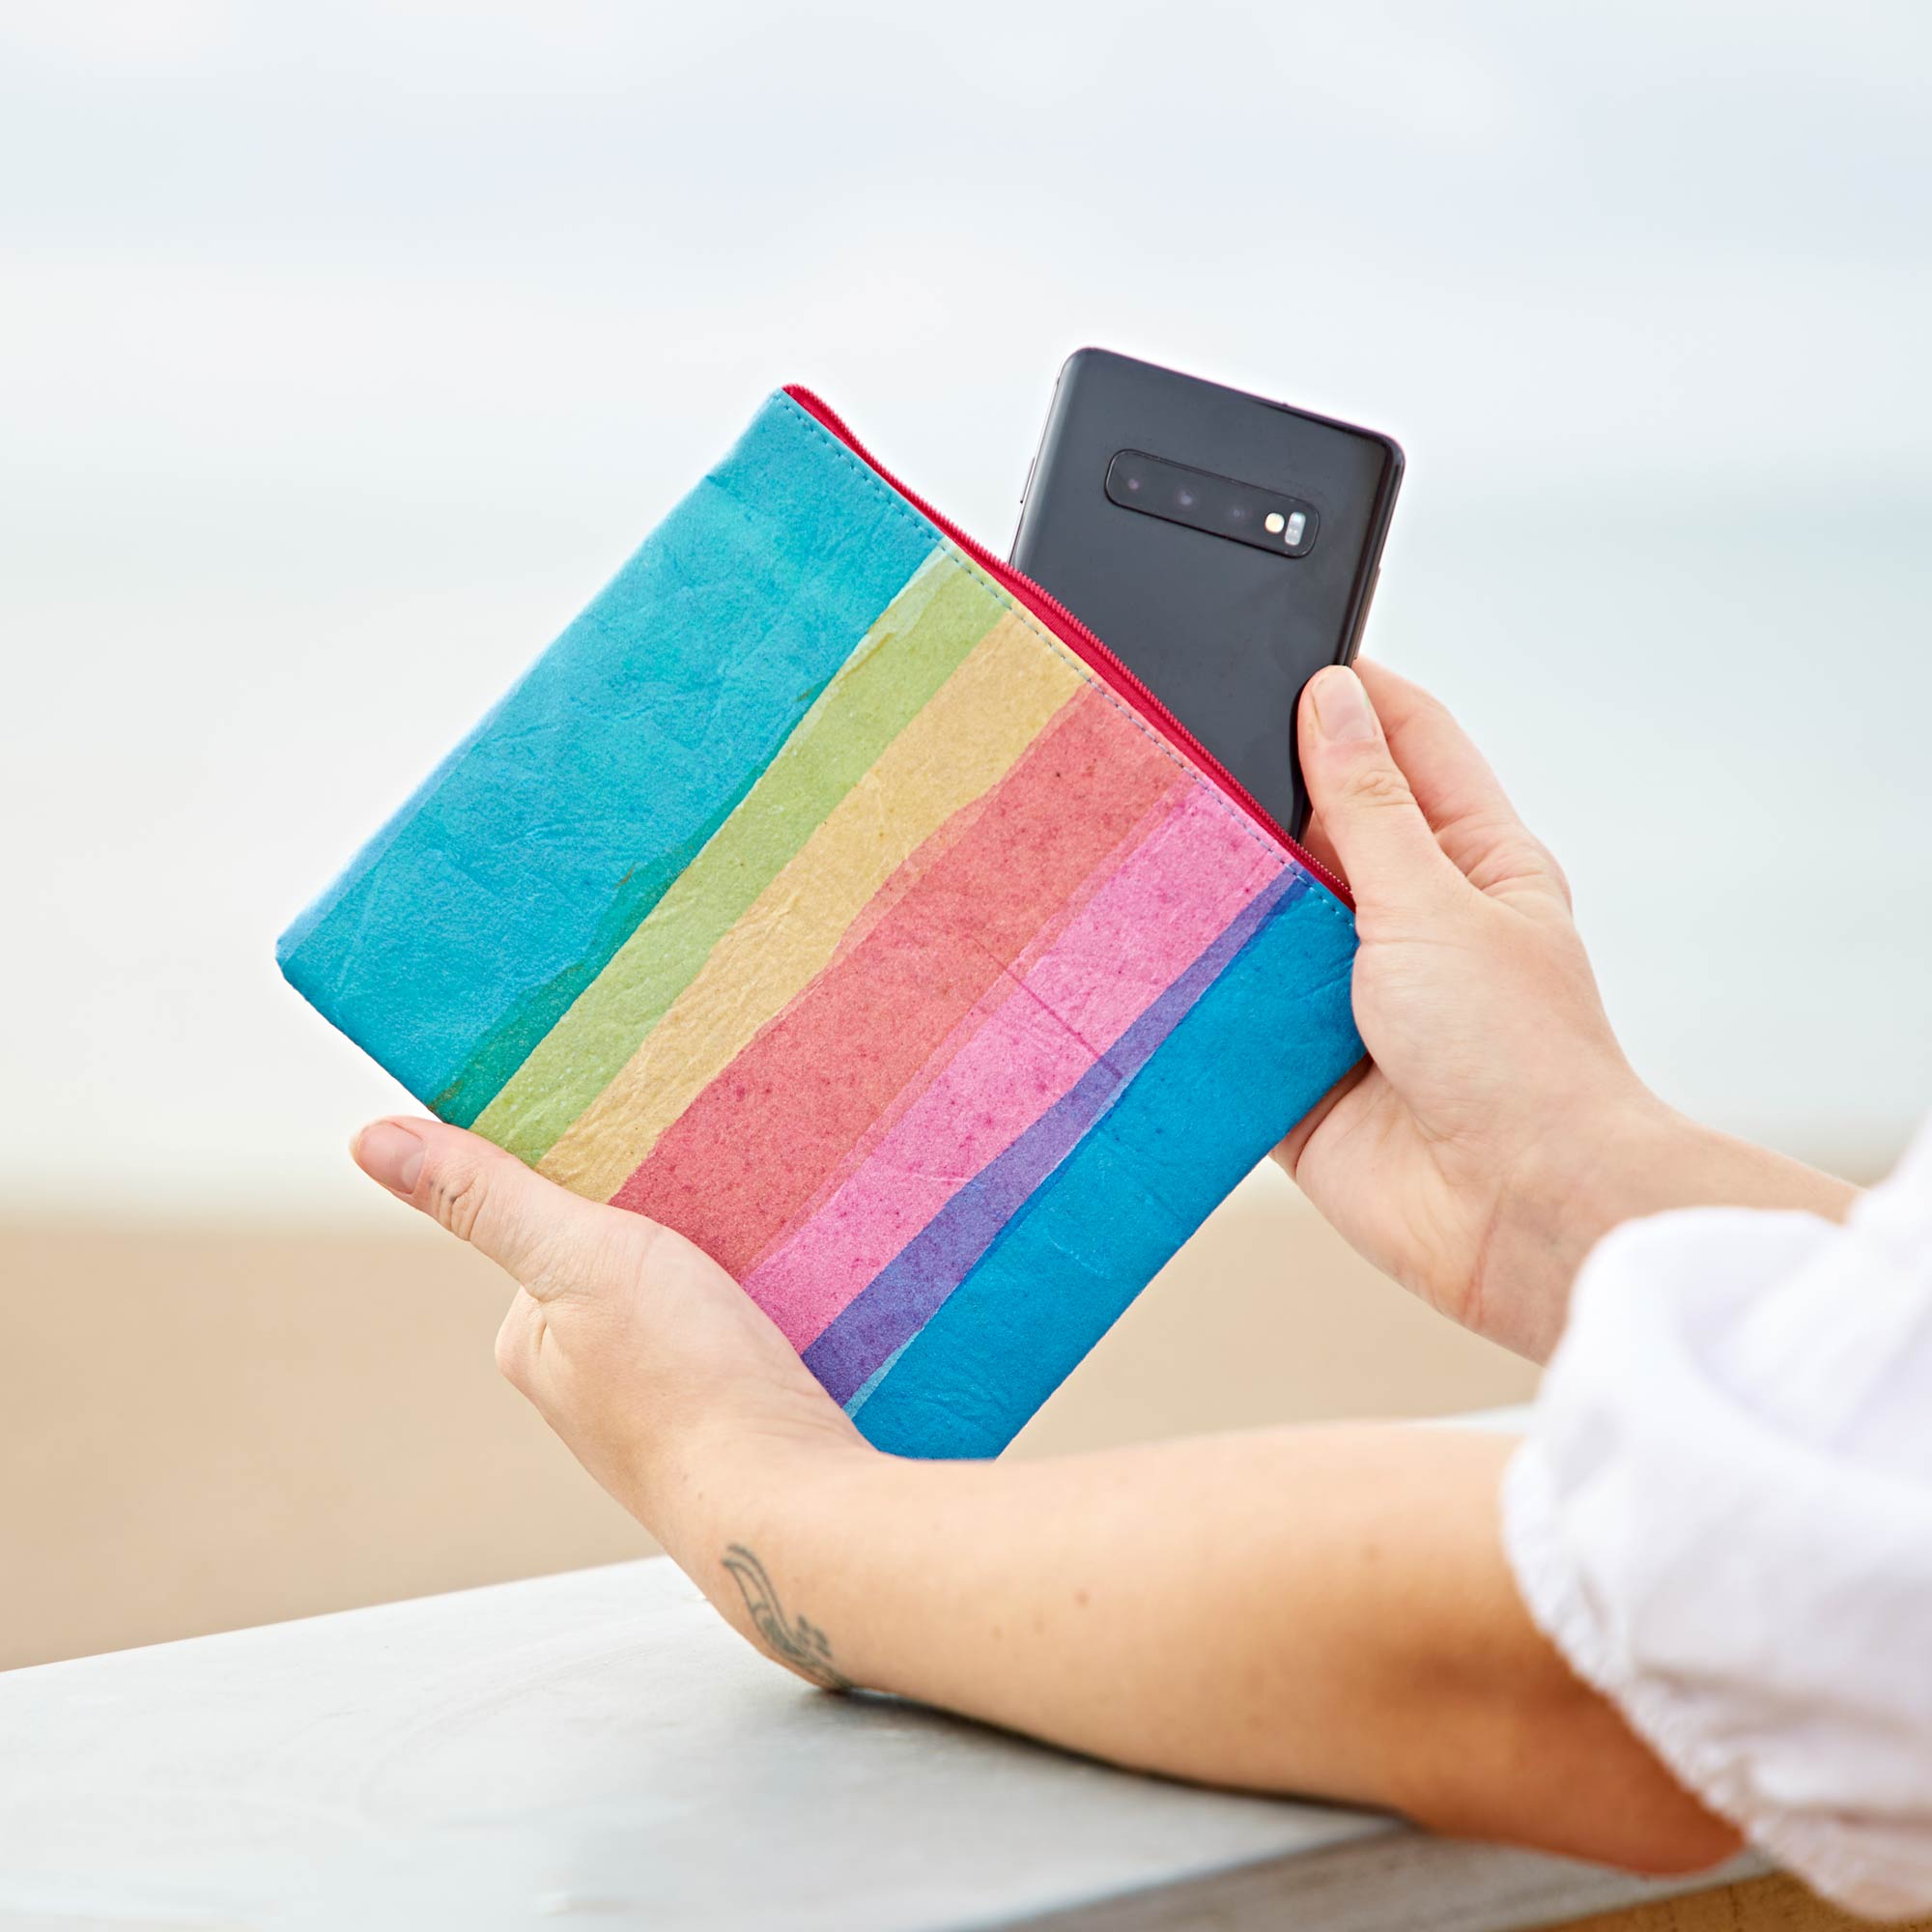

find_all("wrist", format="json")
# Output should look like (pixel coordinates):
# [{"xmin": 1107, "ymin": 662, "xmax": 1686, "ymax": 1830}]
[
  {"xmin": 1490, "ymin": 1092, "xmax": 1857, "ymax": 1362},
  {"xmin": 649, "ymin": 1421, "xmax": 909, "ymax": 1693},
  {"xmin": 1473, "ymin": 1087, "xmax": 1656, "ymax": 1360},
  {"xmin": 631, "ymin": 1399, "xmax": 875, "ymax": 1572}
]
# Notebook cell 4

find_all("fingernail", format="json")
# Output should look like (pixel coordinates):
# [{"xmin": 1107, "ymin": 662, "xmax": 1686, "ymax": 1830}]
[
  {"xmin": 1310, "ymin": 667, "xmax": 1377, "ymax": 743},
  {"xmin": 353, "ymin": 1121, "xmax": 426, "ymax": 1197}
]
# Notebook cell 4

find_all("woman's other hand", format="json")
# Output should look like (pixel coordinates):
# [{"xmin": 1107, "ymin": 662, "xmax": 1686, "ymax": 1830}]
[{"xmin": 1282, "ymin": 663, "xmax": 1852, "ymax": 1360}]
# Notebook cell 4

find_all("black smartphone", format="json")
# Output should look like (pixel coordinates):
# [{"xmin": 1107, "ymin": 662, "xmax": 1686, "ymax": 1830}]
[{"xmin": 1011, "ymin": 348, "xmax": 1403, "ymax": 839}]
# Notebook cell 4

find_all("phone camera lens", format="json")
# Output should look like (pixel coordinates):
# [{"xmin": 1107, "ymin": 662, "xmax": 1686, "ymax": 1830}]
[
  {"xmin": 1227, "ymin": 501, "xmax": 1249, "ymax": 524},
  {"xmin": 1123, "ymin": 473, "xmax": 1142, "ymax": 493},
  {"xmin": 1175, "ymin": 486, "xmax": 1197, "ymax": 509}
]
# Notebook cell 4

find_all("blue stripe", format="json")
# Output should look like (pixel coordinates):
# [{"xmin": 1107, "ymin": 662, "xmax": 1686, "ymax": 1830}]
[
  {"xmin": 850, "ymin": 881, "xmax": 1361, "ymax": 1460},
  {"xmin": 276, "ymin": 395, "xmax": 940, "ymax": 1118}
]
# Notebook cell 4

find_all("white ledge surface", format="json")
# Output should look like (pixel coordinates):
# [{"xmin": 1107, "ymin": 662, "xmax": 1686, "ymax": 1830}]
[{"xmin": 0, "ymin": 1551, "xmax": 1757, "ymax": 1931}]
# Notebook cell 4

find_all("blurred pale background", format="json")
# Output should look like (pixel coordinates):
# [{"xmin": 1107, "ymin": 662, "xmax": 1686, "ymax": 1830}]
[{"xmin": 3, "ymin": 1, "xmax": 1927, "ymax": 1669}]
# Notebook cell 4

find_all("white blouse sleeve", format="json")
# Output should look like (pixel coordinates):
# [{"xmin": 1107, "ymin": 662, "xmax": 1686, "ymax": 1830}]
[{"xmin": 1501, "ymin": 1116, "xmax": 1932, "ymax": 1920}]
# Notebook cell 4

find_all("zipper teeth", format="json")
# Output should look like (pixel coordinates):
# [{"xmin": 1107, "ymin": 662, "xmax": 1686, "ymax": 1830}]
[{"xmin": 782, "ymin": 384, "xmax": 1352, "ymax": 907}]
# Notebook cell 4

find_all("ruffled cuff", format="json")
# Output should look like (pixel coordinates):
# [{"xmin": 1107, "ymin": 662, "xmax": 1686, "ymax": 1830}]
[{"xmin": 1502, "ymin": 1438, "xmax": 1932, "ymax": 1920}]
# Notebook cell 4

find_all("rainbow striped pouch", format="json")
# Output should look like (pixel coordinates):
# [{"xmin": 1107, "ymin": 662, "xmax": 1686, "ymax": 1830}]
[{"xmin": 279, "ymin": 387, "xmax": 1362, "ymax": 1458}]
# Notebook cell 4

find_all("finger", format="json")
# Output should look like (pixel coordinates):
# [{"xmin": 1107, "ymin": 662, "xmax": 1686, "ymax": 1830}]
[
  {"xmin": 350, "ymin": 1116, "xmax": 655, "ymax": 1299},
  {"xmin": 1354, "ymin": 664, "xmax": 1568, "ymax": 902},
  {"xmin": 1272, "ymin": 1061, "xmax": 1370, "ymax": 1177},
  {"xmin": 1297, "ymin": 666, "xmax": 1463, "ymax": 910}
]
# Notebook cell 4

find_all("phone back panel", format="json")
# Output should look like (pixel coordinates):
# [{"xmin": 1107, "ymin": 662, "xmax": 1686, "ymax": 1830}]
[{"xmin": 1011, "ymin": 349, "xmax": 1401, "ymax": 836}]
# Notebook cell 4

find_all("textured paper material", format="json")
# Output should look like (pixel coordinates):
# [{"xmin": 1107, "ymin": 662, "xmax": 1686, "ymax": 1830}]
[{"xmin": 279, "ymin": 392, "xmax": 1363, "ymax": 1458}]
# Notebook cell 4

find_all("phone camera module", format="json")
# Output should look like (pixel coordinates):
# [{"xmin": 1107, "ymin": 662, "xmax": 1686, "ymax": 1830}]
[{"xmin": 1104, "ymin": 448, "xmax": 1318, "ymax": 559}]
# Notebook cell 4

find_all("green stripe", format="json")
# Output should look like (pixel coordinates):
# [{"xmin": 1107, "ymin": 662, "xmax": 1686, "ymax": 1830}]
[{"xmin": 471, "ymin": 552, "xmax": 1001, "ymax": 1164}]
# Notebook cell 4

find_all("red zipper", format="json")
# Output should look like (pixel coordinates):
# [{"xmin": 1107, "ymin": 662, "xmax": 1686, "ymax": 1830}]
[{"xmin": 783, "ymin": 384, "xmax": 1352, "ymax": 907}]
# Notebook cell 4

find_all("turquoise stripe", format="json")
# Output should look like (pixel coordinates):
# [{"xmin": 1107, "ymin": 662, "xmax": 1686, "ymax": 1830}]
[
  {"xmin": 276, "ymin": 395, "xmax": 940, "ymax": 1116},
  {"xmin": 849, "ymin": 881, "xmax": 1360, "ymax": 1460}
]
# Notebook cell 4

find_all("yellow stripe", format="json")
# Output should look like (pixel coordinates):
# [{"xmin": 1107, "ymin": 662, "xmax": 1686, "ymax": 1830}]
[{"xmin": 538, "ymin": 611, "xmax": 1084, "ymax": 1200}]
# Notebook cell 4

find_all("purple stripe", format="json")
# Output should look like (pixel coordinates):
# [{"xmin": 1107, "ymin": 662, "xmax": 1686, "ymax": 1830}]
[{"xmin": 804, "ymin": 867, "xmax": 1306, "ymax": 1405}]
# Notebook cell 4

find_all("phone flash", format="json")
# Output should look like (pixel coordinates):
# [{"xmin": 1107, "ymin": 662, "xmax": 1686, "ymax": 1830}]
[
  {"xmin": 1282, "ymin": 511, "xmax": 1307, "ymax": 545},
  {"xmin": 1264, "ymin": 512, "xmax": 1285, "ymax": 534}
]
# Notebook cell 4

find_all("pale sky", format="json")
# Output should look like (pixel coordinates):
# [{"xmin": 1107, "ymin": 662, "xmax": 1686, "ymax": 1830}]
[{"xmin": 3, "ymin": 0, "xmax": 1928, "ymax": 1217}]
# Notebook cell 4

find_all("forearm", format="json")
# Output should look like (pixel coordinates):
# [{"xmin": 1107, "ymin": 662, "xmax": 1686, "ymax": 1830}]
[{"xmin": 651, "ymin": 1422, "xmax": 1738, "ymax": 1875}]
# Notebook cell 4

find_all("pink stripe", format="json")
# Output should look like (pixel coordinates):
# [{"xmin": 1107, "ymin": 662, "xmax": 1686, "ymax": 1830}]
[{"xmin": 743, "ymin": 786, "xmax": 1281, "ymax": 1349}]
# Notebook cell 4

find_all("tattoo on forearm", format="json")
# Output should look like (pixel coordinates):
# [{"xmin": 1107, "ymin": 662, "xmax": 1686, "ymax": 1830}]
[{"xmin": 721, "ymin": 1544, "xmax": 852, "ymax": 1691}]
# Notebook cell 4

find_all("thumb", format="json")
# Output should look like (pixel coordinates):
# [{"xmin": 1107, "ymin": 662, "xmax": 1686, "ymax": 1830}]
[
  {"xmin": 351, "ymin": 1116, "xmax": 651, "ymax": 1299},
  {"xmin": 1299, "ymin": 666, "xmax": 1461, "ymax": 908}
]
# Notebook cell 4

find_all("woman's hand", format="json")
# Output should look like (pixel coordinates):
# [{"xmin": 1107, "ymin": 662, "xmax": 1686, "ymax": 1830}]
[
  {"xmin": 1283, "ymin": 663, "xmax": 1853, "ymax": 1359},
  {"xmin": 351, "ymin": 1118, "xmax": 862, "ymax": 1579}
]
